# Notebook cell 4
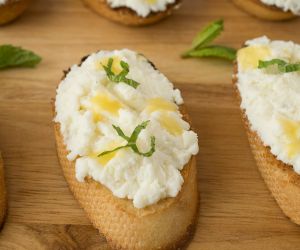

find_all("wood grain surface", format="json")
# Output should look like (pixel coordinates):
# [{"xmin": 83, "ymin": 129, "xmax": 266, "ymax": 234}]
[{"xmin": 0, "ymin": 0, "xmax": 300, "ymax": 249}]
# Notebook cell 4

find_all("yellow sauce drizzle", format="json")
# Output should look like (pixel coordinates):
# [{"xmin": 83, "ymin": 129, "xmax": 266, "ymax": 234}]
[
  {"xmin": 97, "ymin": 56, "xmax": 123, "ymax": 75},
  {"xmin": 158, "ymin": 113, "xmax": 183, "ymax": 136},
  {"xmin": 280, "ymin": 118, "xmax": 300, "ymax": 158},
  {"xmin": 91, "ymin": 94, "xmax": 122, "ymax": 120},
  {"xmin": 90, "ymin": 142, "xmax": 123, "ymax": 166},
  {"xmin": 237, "ymin": 45, "xmax": 271, "ymax": 70},
  {"xmin": 97, "ymin": 151, "xmax": 118, "ymax": 166},
  {"xmin": 146, "ymin": 97, "xmax": 177, "ymax": 113}
]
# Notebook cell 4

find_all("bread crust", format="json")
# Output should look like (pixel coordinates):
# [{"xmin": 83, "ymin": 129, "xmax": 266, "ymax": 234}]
[
  {"xmin": 0, "ymin": 153, "xmax": 7, "ymax": 229},
  {"xmin": 81, "ymin": 0, "xmax": 181, "ymax": 26},
  {"xmin": 53, "ymin": 56, "xmax": 199, "ymax": 249},
  {"xmin": 233, "ymin": 64, "xmax": 300, "ymax": 225},
  {"xmin": 232, "ymin": 0, "xmax": 296, "ymax": 21},
  {"xmin": 0, "ymin": 0, "xmax": 32, "ymax": 25}
]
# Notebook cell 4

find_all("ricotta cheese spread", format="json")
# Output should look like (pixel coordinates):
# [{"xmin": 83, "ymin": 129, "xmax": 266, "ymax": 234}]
[
  {"xmin": 107, "ymin": 0, "xmax": 177, "ymax": 18},
  {"xmin": 237, "ymin": 36, "xmax": 300, "ymax": 174},
  {"xmin": 260, "ymin": 0, "xmax": 300, "ymax": 15},
  {"xmin": 55, "ymin": 49, "xmax": 199, "ymax": 208}
]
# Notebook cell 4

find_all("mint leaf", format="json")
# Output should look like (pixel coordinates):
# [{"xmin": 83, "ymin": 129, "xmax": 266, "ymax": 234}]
[
  {"xmin": 98, "ymin": 121, "xmax": 156, "ymax": 158},
  {"xmin": 102, "ymin": 58, "xmax": 140, "ymax": 89},
  {"xmin": 183, "ymin": 45, "xmax": 237, "ymax": 61},
  {"xmin": 191, "ymin": 19, "xmax": 224, "ymax": 50},
  {"xmin": 0, "ymin": 44, "xmax": 41, "ymax": 69},
  {"xmin": 112, "ymin": 124, "xmax": 130, "ymax": 141},
  {"xmin": 130, "ymin": 136, "xmax": 156, "ymax": 157},
  {"xmin": 97, "ymin": 145, "xmax": 129, "ymax": 157},
  {"xmin": 128, "ymin": 120, "xmax": 149, "ymax": 144},
  {"xmin": 258, "ymin": 59, "xmax": 300, "ymax": 73},
  {"xmin": 182, "ymin": 19, "xmax": 236, "ymax": 61}
]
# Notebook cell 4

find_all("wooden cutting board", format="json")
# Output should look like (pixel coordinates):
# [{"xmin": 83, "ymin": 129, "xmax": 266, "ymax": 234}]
[{"xmin": 0, "ymin": 0, "xmax": 300, "ymax": 249}]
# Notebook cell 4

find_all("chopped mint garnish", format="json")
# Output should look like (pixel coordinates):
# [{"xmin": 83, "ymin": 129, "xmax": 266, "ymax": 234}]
[
  {"xmin": 258, "ymin": 59, "xmax": 300, "ymax": 73},
  {"xmin": 102, "ymin": 58, "xmax": 140, "ymax": 89},
  {"xmin": 98, "ymin": 121, "xmax": 155, "ymax": 158}
]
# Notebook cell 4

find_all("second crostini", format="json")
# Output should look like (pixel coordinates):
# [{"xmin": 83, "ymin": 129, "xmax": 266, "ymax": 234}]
[
  {"xmin": 234, "ymin": 36, "xmax": 300, "ymax": 224},
  {"xmin": 0, "ymin": 0, "xmax": 32, "ymax": 25},
  {"xmin": 82, "ymin": 0, "xmax": 181, "ymax": 26},
  {"xmin": 54, "ymin": 49, "xmax": 199, "ymax": 250},
  {"xmin": 232, "ymin": 0, "xmax": 299, "ymax": 21}
]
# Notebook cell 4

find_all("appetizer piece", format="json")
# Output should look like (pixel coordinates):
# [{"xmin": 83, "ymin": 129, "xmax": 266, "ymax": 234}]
[
  {"xmin": 0, "ymin": 153, "xmax": 6, "ymax": 229},
  {"xmin": 232, "ymin": 0, "xmax": 299, "ymax": 21},
  {"xmin": 54, "ymin": 49, "xmax": 199, "ymax": 249},
  {"xmin": 0, "ymin": 0, "xmax": 32, "ymax": 25},
  {"xmin": 82, "ymin": 0, "xmax": 181, "ymax": 26},
  {"xmin": 234, "ymin": 36, "xmax": 300, "ymax": 224}
]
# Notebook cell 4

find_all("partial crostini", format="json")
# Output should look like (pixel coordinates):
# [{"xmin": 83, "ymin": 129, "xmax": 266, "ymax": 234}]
[
  {"xmin": 0, "ymin": 0, "xmax": 32, "ymax": 25},
  {"xmin": 54, "ymin": 49, "xmax": 199, "ymax": 249},
  {"xmin": 232, "ymin": 0, "xmax": 298, "ymax": 21},
  {"xmin": 82, "ymin": 0, "xmax": 181, "ymax": 26},
  {"xmin": 234, "ymin": 36, "xmax": 300, "ymax": 224}
]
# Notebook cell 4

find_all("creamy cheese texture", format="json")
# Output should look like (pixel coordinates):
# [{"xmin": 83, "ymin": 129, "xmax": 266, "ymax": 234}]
[
  {"xmin": 237, "ymin": 36, "xmax": 300, "ymax": 174},
  {"xmin": 55, "ymin": 49, "xmax": 199, "ymax": 208},
  {"xmin": 107, "ymin": 0, "xmax": 176, "ymax": 17},
  {"xmin": 260, "ymin": 0, "xmax": 300, "ymax": 15}
]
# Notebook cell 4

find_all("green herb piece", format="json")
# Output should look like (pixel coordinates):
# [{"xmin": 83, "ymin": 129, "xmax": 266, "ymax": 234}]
[
  {"xmin": 102, "ymin": 58, "xmax": 140, "ymax": 89},
  {"xmin": 191, "ymin": 19, "xmax": 224, "ymax": 50},
  {"xmin": 98, "ymin": 121, "xmax": 156, "ymax": 158},
  {"xmin": 182, "ymin": 19, "xmax": 237, "ymax": 61},
  {"xmin": 183, "ymin": 45, "xmax": 237, "ymax": 61},
  {"xmin": 0, "ymin": 44, "xmax": 41, "ymax": 69},
  {"xmin": 258, "ymin": 59, "xmax": 300, "ymax": 73}
]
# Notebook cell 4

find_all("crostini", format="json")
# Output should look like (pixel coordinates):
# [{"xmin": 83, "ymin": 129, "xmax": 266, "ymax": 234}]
[
  {"xmin": 234, "ymin": 36, "xmax": 300, "ymax": 224},
  {"xmin": 82, "ymin": 0, "xmax": 181, "ymax": 26},
  {"xmin": 0, "ymin": 0, "xmax": 32, "ymax": 25},
  {"xmin": 0, "ymin": 153, "xmax": 6, "ymax": 229},
  {"xmin": 54, "ymin": 49, "xmax": 199, "ymax": 249},
  {"xmin": 232, "ymin": 0, "xmax": 298, "ymax": 21}
]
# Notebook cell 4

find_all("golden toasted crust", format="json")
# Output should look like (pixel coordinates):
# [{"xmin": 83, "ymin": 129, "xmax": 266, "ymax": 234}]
[
  {"xmin": 232, "ymin": 0, "xmax": 296, "ymax": 21},
  {"xmin": 81, "ymin": 0, "xmax": 181, "ymax": 26},
  {"xmin": 233, "ymin": 64, "xmax": 300, "ymax": 225},
  {"xmin": 0, "ymin": 153, "xmax": 7, "ymax": 229},
  {"xmin": 0, "ymin": 0, "xmax": 32, "ymax": 25},
  {"xmin": 53, "ymin": 56, "xmax": 199, "ymax": 249}
]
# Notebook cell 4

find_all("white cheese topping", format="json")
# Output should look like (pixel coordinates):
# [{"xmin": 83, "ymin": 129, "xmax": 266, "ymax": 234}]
[
  {"xmin": 107, "ymin": 0, "xmax": 177, "ymax": 17},
  {"xmin": 237, "ymin": 36, "xmax": 300, "ymax": 174},
  {"xmin": 55, "ymin": 49, "xmax": 199, "ymax": 208},
  {"xmin": 260, "ymin": 0, "xmax": 300, "ymax": 15}
]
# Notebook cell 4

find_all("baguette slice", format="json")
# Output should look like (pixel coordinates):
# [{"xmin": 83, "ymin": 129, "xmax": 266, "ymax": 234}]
[
  {"xmin": 53, "ymin": 57, "xmax": 198, "ymax": 250},
  {"xmin": 233, "ymin": 65, "xmax": 300, "ymax": 225},
  {"xmin": 0, "ymin": 0, "xmax": 32, "ymax": 25},
  {"xmin": 0, "ymin": 153, "xmax": 6, "ymax": 229},
  {"xmin": 232, "ymin": 0, "xmax": 296, "ymax": 21},
  {"xmin": 82, "ymin": 0, "xmax": 181, "ymax": 26}
]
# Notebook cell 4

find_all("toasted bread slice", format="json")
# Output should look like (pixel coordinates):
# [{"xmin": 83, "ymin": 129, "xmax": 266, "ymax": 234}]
[
  {"xmin": 233, "ymin": 65, "xmax": 300, "ymax": 225},
  {"xmin": 232, "ymin": 0, "xmax": 296, "ymax": 21},
  {"xmin": 0, "ymin": 0, "xmax": 32, "ymax": 25},
  {"xmin": 81, "ymin": 0, "xmax": 181, "ymax": 26},
  {"xmin": 53, "ymin": 57, "xmax": 199, "ymax": 250},
  {"xmin": 0, "ymin": 153, "xmax": 6, "ymax": 229}
]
